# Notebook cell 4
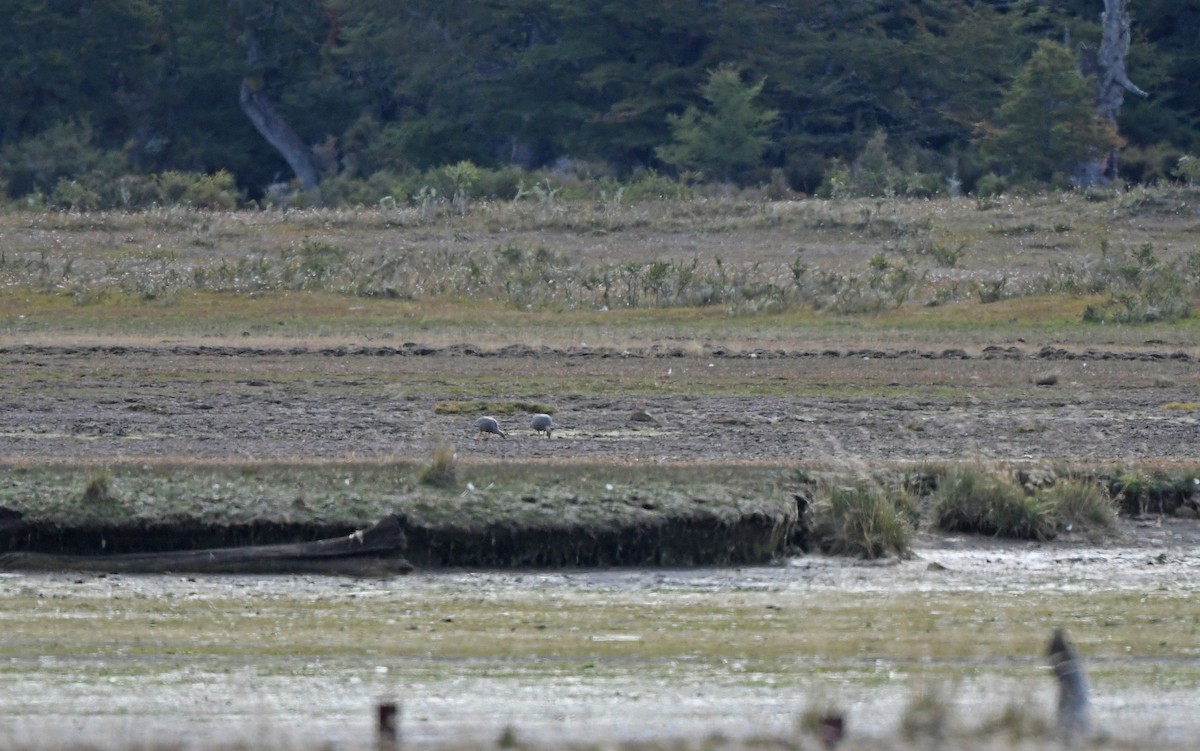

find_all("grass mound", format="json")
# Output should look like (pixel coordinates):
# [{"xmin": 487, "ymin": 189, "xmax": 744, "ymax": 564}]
[
  {"xmin": 419, "ymin": 446, "xmax": 459, "ymax": 488},
  {"xmin": 932, "ymin": 466, "xmax": 1056, "ymax": 541},
  {"xmin": 81, "ymin": 471, "xmax": 116, "ymax": 504},
  {"xmin": 810, "ymin": 480, "xmax": 914, "ymax": 559},
  {"xmin": 1042, "ymin": 478, "xmax": 1118, "ymax": 534}
]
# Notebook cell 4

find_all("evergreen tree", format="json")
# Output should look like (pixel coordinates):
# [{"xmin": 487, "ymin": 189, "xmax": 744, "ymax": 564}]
[
  {"xmin": 984, "ymin": 40, "xmax": 1121, "ymax": 184},
  {"xmin": 0, "ymin": 0, "xmax": 1195, "ymax": 198},
  {"xmin": 656, "ymin": 63, "xmax": 777, "ymax": 184}
]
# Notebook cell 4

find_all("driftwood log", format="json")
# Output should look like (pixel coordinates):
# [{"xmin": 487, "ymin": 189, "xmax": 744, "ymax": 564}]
[{"xmin": 0, "ymin": 514, "xmax": 412, "ymax": 576}]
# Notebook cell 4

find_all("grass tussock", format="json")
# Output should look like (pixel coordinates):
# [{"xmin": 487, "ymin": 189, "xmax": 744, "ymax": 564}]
[
  {"xmin": 419, "ymin": 445, "xmax": 458, "ymax": 488},
  {"xmin": 810, "ymin": 480, "xmax": 915, "ymax": 559},
  {"xmin": 977, "ymin": 701, "xmax": 1051, "ymax": 741},
  {"xmin": 1042, "ymin": 478, "xmax": 1118, "ymax": 534},
  {"xmin": 434, "ymin": 400, "xmax": 490, "ymax": 415},
  {"xmin": 932, "ymin": 466, "xmax": 1056, "ymax": 541},
  {"xmin": 81, "ymin": 470, "xmax": 115, "ymax": 504},
  {"xmin": 899, "ymin": 685, "xmax": 953, "ymax": 742},
  {"xmin": 1110, "ymin": 467, "xmax": 1200, "ymax": 515},
  {"xmin": 931, "ymin": 466, "xmax": 1122, "ymax": 540},
  {"xmin": 1033, "ymin": 372, "xmax": 1059, "ymax": 386}
]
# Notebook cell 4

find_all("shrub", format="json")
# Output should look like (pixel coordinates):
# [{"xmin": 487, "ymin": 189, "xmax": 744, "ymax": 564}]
[
  {"xmin": 49, "ymin": 178, "xmax": 105, "ymax": 211},
  {"xmin": 900, "ymin": 686, "xmax": 952, "ymax": 742},
  {"xmin": 1120, "ymin": 143, "xmax": 1185, "ymax": 184},
  {"xmin": 0, "ymin": 121, "xmax": 125, "ymax": 198},
  {"xmin": 932, "ymin": 466, "xmax": 1056, "ymax": 540},
  {"xmin": 973, "ymin": 172, "xmax": 1008, "ymax": 199},
  {"xmin": 828, "ymin": 130, "xmax": 903, "ymax": 198},
  {"xmin": 926, "ymin": 238, "xmax": 967, "ymax": 269},
  {"xmin": 1109, "ymin": 468, "xmax": 1197, "ymax": 515},
  {"xmin": 817, "ymin": 256, "xmax": 922, "ymax": 314},
  {"xmin": 1173, "ymin": 154, "xmax": 1200, "ymax": 186},
  {"xmin": 286, "ymin": 239, "xmax": 347, "ymax": 287},
  {"xmin": 621, "ymin": 169, "xmax": 693, "ymax": 202},
  {"xmin": 419, "ymin": 445, "xmax": 458, "ymax": 488},
  {"xmin": 1080, "ymin": 243, "xmax": 1195, "ymax": 324},
  {"xmin": 810, "ymin": 480, "xmax": 914, "ymax": 559},
  {"xmin": 82, "ymin": 471, "xmax": 115, "ymax": 504},
  {"xmin": 473, "ymin": 165, "xmax": 524, "ymax": 200},
  {"xmin": 157, "ymin": 170, "xmax": 240, "ymax": 210},
  {"xmin": 1040, "ymin": 478, "xmax": 1117, "ymax": 534},
  {"xmin": 46, "ymin": 170, "xmax": 168, "ymax": 210},
  {"xmin": 977, "ymin": 701, "xmax": 1049, "ymax": 741},
  {"xmin": 819, "ymin": 130, "xmax": 945, "ymax": 199}
]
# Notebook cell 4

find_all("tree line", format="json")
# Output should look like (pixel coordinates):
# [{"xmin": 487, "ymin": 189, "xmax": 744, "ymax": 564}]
[{"xmin": 1, "ymin": 0, "xmax": 1196, "ymax": 208}]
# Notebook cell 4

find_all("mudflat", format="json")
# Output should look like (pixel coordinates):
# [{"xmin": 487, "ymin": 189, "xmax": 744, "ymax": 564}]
[{"xmin": 0, "ymin": 341, "xmax": 1194, "ymax": 465}]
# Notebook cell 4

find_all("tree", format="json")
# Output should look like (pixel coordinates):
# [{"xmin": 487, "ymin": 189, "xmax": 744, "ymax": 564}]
[
  {"xmin": 984, "ymin": 40, "xmax": 1121, "ymax": 185},
  {"xmin": 332, "ymin": 0, "xmax": 519, "ymax": 172},
  {"xmin": 232, "ymin": 0, "xmax": 324, "ymax": 192},
  {"xmin": 0, "ymin": 1, "xmax": 160, "ymax": 143},
  {"xmin": 656, "ymin": 63, "xmax": 778, "ymax": 184},
  {"xmin": 1076, "ymin": 0, "xmax": 1147, "ymax": 185}
]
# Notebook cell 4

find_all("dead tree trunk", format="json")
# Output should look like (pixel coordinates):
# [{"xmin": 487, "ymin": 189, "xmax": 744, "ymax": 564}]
[
  {"xmin": 236, "ymin": 4, "xmax": 322, "ymax": 193},
  {"xmin": 1078, "ymin": 0, "xmax": 1148, "ymax": 186}
]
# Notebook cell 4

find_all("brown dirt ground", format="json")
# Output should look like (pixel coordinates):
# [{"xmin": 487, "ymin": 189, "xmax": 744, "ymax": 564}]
[{"xmin": 0, "ymin": 341, "xmax": 1196, "ymax": 466}]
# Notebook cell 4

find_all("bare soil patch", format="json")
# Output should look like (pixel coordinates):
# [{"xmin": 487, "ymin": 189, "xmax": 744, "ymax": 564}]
[{"xmin": 0, "ymin": 342, "xmax": 1195, "ymax": 465}]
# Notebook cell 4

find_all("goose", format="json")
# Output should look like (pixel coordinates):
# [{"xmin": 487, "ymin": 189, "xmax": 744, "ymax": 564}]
[
  {"xmin": 530, "ymin": 413, "xmax": 555, "ymax": 438},
  {"xmin": 474, "ymin": 416, "xmax": 507, "ymax": 439}
]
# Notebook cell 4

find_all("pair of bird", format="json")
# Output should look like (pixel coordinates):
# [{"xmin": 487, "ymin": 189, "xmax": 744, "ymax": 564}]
[{"xmin": 474, "ymin": 413, "xmax": 554, "ymax": 439}]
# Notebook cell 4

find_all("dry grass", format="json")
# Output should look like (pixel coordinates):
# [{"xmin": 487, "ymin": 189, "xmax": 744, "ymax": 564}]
[
  {"xmin": 1042, "ymin": 478, "xmax": 1119, "ymax": 534},
  {"xmin": 419, "ymin": 444, "xmax": 459, "ymax": 488},
  {"xmin": 2, "ymin": 190, "xmax": 1200, "ymax": 350}
]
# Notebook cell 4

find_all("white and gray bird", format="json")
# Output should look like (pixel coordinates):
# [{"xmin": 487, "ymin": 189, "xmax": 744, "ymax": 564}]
[
  {"xmin": 530, "ymin": 413, "xmax": 555, "ymax": 438},
  {"xmin": 474, "ymin": 416, "xmax": 507, "ymax": 439}
]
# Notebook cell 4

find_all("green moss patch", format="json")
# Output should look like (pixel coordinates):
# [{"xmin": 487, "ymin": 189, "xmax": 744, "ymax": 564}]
[{"xmin": 434, "ymin": 400, "xmax": 556, "ymax": 416}]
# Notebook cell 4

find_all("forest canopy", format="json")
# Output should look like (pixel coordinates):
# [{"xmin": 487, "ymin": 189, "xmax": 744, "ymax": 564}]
[{"xmin": 1, "ymin": 0, "xmax": 1196, "ymax": 207}]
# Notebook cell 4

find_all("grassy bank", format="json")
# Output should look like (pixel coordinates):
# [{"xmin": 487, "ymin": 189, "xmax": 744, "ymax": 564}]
[
  {"xmin": 2, "ymin": 459, "xmax": 1197, "ymax": 568},
  {"xmin": 0, "ymin": 459, "xmax": 799, "ymax": 567}
]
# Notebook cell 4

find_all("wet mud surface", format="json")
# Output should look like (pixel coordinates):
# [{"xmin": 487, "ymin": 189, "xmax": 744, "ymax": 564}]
[
  {"xmin": 1, "ymin": 528, "xmax": 1199, "ymax": 750},
  {"xmin": 0, "ymin": 342, "xmax": 1197, "ymax": 464}
]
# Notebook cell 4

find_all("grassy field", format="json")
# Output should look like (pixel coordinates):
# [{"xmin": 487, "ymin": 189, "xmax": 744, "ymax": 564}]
[
  {"xmin": 2, "ymin": 190, "xmax": 1200, "ymax": 749},
  {"xmin": 2, "ymin": 187, "xmax": 1199, "ymax": 348}
]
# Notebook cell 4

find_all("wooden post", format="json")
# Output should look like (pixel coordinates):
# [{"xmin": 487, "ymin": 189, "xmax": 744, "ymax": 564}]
[{"xmin": 377, "ymin": 700, "xmax": 400, "ymax": 749}]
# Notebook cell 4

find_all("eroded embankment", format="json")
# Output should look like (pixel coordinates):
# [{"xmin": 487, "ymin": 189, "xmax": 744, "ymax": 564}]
[{"xmin": 0, "ymin": 502, "xmax": 801, "ymax": 571}]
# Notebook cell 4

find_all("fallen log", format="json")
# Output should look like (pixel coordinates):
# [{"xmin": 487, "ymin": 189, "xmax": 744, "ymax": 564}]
[{"xmin": 0, "ymin": 514, "xmax": 412, "ymax": 576}]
